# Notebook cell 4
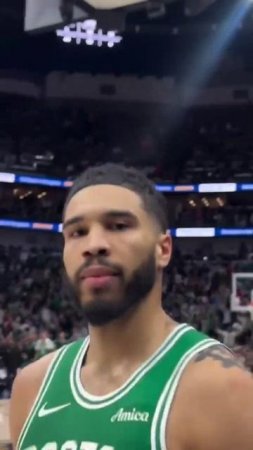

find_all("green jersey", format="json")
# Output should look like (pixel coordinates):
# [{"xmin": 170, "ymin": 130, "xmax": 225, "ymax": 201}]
[{"xmin": 17, "ymin": 324, "xmax": 220, "ymax": 450}]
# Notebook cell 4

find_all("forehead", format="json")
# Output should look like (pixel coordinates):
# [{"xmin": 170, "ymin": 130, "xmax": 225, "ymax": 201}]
[{"xmin": 64, "ymin": 184, "xmax": 145, "ymax": 220}]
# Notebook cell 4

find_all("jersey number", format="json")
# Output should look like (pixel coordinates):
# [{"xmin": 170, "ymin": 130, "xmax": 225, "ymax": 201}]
[{"xmin": 25, "ymin": 442, "xmax": 114, "ymax": 450}]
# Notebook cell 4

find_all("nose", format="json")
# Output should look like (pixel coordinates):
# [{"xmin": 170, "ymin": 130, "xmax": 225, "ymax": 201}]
[{"xmin": 82, "ymin": 226, "xmax": 111, "ymax": 258}]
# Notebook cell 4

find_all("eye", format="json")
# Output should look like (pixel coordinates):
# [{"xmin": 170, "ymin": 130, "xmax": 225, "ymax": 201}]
[
  {"xmin": 108, "ymin": 222, "xmax": 129, "ymax": 231},
  {"xmin": 69, "ymin": 228, "xmax": 87, "ymax": 238}
]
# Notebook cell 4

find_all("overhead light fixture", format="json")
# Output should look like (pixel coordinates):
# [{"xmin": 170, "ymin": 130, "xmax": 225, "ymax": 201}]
[
  {"xmin": 37, "ymin": 192, "xmax": 47, "ymax": 199},
  {"xmin": 201, "ymin": 197, "xmax": 209, "ymax": 207},
  {"xmin": 56, "ymin": 18, "xmax": 123, "ymax": 46},
  {"xmin": 216, "ymin": 197, "xmax": 224, "ymax": 207},
  {"xmin": 20, "ymin": 191, "xmax": 33, "ymax": 199},
  {"xmin": 189, "ymin": 199, "xmax": 196, "ymax": 207}
]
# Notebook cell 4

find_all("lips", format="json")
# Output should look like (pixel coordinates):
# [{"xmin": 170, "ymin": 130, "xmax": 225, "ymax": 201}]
[
  {"xmin": 79, "ymin": 265, "xmax": 120, "ymax": 290},
  {"xmin": 80, "ymin": 266, "xmax": 119, "ymax": 279}
]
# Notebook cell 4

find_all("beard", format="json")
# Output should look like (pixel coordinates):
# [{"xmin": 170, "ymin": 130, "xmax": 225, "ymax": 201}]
[{"xmin": 64, "ymin": 251, "xmax": 157, "ymax": 327}]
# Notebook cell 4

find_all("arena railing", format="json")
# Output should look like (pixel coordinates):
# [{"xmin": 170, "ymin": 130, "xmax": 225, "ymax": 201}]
[
  {"xmin": 0, "ymin": 219, "xmax": 252, "ymax": 238},
  {"xmin": 0, "ymin": 172, "xmax": 252, "ymax": 193}
]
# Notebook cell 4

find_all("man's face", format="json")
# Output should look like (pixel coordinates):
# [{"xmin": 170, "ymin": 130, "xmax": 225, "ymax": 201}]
[{"xmin": 63, "ymin": 184, "xmax": 171, "ymax": 326}]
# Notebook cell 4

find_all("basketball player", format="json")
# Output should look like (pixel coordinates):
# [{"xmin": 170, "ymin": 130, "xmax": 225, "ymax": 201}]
[{"xmin": 10, "ymin": 164, "xmax": 253, "ymax": 450}]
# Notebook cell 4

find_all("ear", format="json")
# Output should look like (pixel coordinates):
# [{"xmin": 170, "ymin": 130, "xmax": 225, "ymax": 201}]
[{"xmin": 156, "ymin": 232, "xmax": 172, "ymax": 269}]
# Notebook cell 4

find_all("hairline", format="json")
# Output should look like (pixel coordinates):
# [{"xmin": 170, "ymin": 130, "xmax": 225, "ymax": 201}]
[{"xmin": 63, "ymin": 183, "xmax": 165, "ymax": 233}]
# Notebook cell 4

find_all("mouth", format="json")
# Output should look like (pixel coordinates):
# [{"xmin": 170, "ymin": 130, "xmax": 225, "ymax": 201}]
[{"xmin": 79, "ymin": 266, "xmax": 120, "ymax": 290}]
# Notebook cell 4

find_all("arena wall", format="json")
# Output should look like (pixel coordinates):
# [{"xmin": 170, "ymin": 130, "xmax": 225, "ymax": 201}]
[{"xmin": 1, "ymin": 70, "xmax": 253, "ymax": 107}]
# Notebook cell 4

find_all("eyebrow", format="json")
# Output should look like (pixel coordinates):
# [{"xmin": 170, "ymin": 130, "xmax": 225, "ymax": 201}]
[{"xmin": 63, "ymin": 210, "xmax": 138, "ymax": 231}]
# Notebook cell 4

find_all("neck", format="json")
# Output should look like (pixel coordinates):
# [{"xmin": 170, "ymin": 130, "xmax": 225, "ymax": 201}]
[{"xmin": 86, "ymin": 287, "xmax": 176, "ymax": 369}]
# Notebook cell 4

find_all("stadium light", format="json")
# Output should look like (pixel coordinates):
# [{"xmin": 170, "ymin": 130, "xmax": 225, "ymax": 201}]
[{"xmin": 56, "ymin": 18, "xmax": 123, "ymax": 46}]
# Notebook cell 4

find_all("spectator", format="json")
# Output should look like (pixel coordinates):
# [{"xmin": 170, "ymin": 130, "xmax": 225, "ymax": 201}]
[
  {"xmin": 0, "ymin": 239, "xmax": 252, "ymax": 400},
  {"xmin": 34, "ymin": 330, "xmax": 56, "ymax": 359}
]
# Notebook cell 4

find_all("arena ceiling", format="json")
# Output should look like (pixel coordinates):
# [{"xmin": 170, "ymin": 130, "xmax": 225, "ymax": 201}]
[{"xmin": 0, "ymin": 0, "xmax": 251, "ymax": 77}]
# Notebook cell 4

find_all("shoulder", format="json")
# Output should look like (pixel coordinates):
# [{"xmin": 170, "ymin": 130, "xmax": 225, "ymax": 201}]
[
  {"xmin": 188, "ymin": 344, "xmax": 253, "ymax": 412},
  {"xmin": 12, "ymin": 348, "xmax": 59, "ymax": 394},
  {"xmin": 9, "ymin": 349, "xmax": 60, "ymax": 447},
  {"xmin": 167, "ymin": 344, "xmax": 253, "ymax": 450}
]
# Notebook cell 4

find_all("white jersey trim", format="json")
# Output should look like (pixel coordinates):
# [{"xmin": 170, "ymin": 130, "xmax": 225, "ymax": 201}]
[{"xmin": 70, "ymin": 324, "xmax": 192, "ymax": 409}]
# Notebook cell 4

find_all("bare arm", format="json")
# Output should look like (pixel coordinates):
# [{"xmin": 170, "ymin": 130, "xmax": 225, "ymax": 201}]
[
  {"xmin": 166, "ymin": 345, "xmax": 253, "ymax": 450},
  {"xmin": 9, "ymin": 352, "xmax": 57, "ymax": 448}
]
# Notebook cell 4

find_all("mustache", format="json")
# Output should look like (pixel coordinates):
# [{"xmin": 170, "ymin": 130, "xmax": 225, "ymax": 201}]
[{"xmin": 74, "ymin": 257, "xmax": 123, "ymax": 284}]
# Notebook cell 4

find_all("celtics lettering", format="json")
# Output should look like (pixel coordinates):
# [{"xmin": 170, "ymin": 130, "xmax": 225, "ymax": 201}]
[{"xmin": 24, "ymin": 442, "xmax": 114, "ymax": 450}]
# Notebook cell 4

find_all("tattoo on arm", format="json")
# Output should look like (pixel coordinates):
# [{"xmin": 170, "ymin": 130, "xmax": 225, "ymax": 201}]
[{"xmin": 194, "ymin": 345, "xmax": 248, "ymax": 371}]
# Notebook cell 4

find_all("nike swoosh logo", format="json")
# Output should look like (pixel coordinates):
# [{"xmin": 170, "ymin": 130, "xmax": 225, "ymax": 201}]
[{"xmin": 38, "ymin": 402, "xmax": 71, "ymax": 418}]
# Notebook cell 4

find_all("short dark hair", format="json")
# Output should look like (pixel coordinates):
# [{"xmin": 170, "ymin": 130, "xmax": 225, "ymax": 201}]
[{"xmin": 63, "ymin": 163, "xmax": 169, "ymax": 232}]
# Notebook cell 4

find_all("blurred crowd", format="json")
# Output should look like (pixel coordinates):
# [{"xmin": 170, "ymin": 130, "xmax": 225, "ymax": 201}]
[
  {"xmin": 0, "ymin": 245, "xmax": 88, "ymax": 399},
  {"xmin": 175, "ymin": 204, "xmax": 253, "ymax": 228},
  {"xmin": 0, "ymin": 242, "xmax": 253, "ymax": 399},
  {"xmin": 178, "ymin": 108, "xmax": 253, "ymax": 184},
  {"xmin": 0, "ymin": 96, "xmax": 253, "ymax": 184}
]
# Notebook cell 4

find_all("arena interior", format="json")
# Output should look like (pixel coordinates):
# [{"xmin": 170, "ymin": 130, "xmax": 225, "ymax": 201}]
[{"xmin": 0, "ymin": 0, "xmax": 253, "ymax": 447}]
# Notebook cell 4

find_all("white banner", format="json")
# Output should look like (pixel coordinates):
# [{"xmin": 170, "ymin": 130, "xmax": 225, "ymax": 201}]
[{"xmin": 176, "ymin": 228, "xmax": 215, "ymax": 238}]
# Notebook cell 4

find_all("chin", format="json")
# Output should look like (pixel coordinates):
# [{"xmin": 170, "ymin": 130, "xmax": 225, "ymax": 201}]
[
  {"xmin": 80, "ymin": 295, "xmax": 119, "ymax": 307},
  {"xmin": 80, "ymin": 298, "xmax": 130, "ymax": 327}
]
